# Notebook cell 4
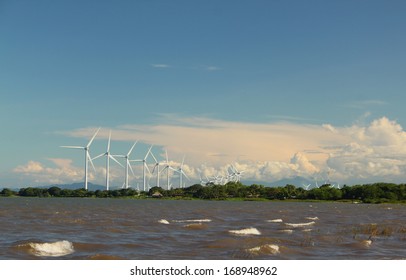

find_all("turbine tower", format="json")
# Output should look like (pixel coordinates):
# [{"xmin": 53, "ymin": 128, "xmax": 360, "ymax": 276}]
[
  {"xmin": 92, "ymin": 130, "xmax": 123, "ymax": 191},
  {"xmin": 159, "ymin": 150, "xmax": 175, "ymax": 190},
  {"xmin": 177, "ymin": 156, "xmax": 189, "ymax": 188},
  {"xmin": 61, "ymin": 127, "xmax": 100, "ymax": 190},
  {"xmin": 150, "ymin": 149, "xmax": 162, "ymax": 188},
  {"xmin": 114, "ymin": 142, "xmax": 137, "ymax": 189},
  {"xmin": 131, "ymin": 145, "xmax": 152, "ymax": 192}
]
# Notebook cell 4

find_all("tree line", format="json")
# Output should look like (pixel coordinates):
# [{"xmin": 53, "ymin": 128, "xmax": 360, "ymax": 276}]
[{"xmin": 1, "ymin": 182, "xmax": 406, "ymax": 203}]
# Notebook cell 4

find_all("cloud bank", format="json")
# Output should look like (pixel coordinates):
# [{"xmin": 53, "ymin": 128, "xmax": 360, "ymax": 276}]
[{"xmin": 13, "ymin": 116, "xmax": 406, "ymax": 186}]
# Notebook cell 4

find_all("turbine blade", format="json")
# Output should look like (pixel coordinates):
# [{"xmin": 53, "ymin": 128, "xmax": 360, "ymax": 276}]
[
  {"xmin": 87, "ymin": 127, "xmax": 101, "ymax": 148},
  {"xmin": 60, "ymin": 146, "xmax": 84, "ymax": 149},
  {"xmin": 165, "ymin": 150, "xmax": 169, "ymax": 163},
  {"xmin": 92, "ymin": 153, "xmax": 105, "ymax": 161},
  {"xmin": 169, "ymin": 167, "xmax": 179, "ymax": 173},
  {"xmin": 159, "ymin": 166, "xmax": 168, "ymax": 174},
  {"xmin": 88, "ymin": 153, "xmax": 97, "ymax": 172},
  {"xmin": 107, "ymin": 130, "xmax": 112, "ymax": 152},
  {"xmin": 152, "ymin": 164, "xmax": 158, "ymax": 174},
  {"xmin": 128, "ymin": 161, "xmax": 135, "ymax": 176},
  {"xmin": 181, "ymin": 170, "xmax": 189, "ymax": 180},
  {"xmin": 145, "ymin": 145, "xmax": 153, "ymax": 160},
  {"xmin": 150, "ymin": 150, "xmax": 158, "ymax": 163},
  {"xmin": 145, "ymin": 163, "xmax": 151, "ymax": 174},
  {"xmin": 127, "ymin": 141, "xmax": 138, "ymax": 156},
  {"xmin": 109, "ymin": 155, "xmax": 124, "ymax": 167},
  {"xmin": 112, "ymin": 154, "xmax": 125, "ymax": 158}
]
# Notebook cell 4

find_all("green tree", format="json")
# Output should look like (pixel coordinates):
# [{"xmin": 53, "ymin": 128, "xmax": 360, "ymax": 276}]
[
  {"xmin": 1, "ymin": 188, "xmax": 16, "ymax": 196},
  {"xmin": 48, "ymin": 186, "xmax": 62, "ymax": 197}
]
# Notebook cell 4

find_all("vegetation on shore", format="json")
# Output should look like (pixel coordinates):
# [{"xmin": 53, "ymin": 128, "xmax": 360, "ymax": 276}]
[{"xmin": 1, "ymin": 182, "xmax": 406, "ymax": 203}]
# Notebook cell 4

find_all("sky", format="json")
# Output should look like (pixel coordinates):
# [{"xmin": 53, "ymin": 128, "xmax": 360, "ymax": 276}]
[{"xmin": 1, "ymin": 0, "xmax": 406, "ymax": 189}]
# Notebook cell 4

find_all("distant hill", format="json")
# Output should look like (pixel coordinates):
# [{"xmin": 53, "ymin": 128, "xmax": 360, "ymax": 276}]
[
  {"xmin": 35, "ymin": 182, "xmax": 108, "ymax": 191},
  {"xmin": 16, "ymin": 176, "xmax": 334, "ymax": 191},
  {"xmin": 269, "ymin": 176, "xmax": 315, "ymax": 187},
  {"xmin": 242, "ymin": 176, "xmax": 315, "ymax": 188}
]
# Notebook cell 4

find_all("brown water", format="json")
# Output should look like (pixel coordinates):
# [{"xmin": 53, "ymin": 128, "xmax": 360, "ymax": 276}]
[{"xmin": 0, "ymin": 197, "xmax": 405, "ymax": 259}]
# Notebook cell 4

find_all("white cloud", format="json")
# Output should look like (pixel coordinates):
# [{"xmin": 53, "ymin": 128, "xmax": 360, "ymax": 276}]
[
  {"xmin": 57, "ymin": 116, "xmax": 343, "ymax": 184},
  {"xmin": 345, "ymin": 99, "xmax": 387, "ymax": 109},
  {"xmin": 206, "ymin": 66, "xmax": 221, "ymax": 71},
  {"xmin": 326, "ymin": 117, "xmax": 406, "ymax": 183},
  {"xmin": 151, "ymin": 64, "xmax": 171, "ymax": 68},
  {"xmin": 13, "ymin": 161, "xmax": 44, "ymax": 173},
  {"xmin": 28, "ymin": 115, "xmax": 406, "ymax": 186},
  {"xmin": 13, "ymin": 159, "xmax": 84, "ymax": 185}
]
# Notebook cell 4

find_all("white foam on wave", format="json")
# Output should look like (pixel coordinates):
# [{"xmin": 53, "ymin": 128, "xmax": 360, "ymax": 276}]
[
  {"xmin": 247, "ymin": 244, "xmax": 280, "ymax": 255},
  {"xmin": 305, "ymin": 216, "xmax": 319, "ymax": 220},
  {"xmin": 359, "ymin": 239, "xmax": 373, "ymax": 248},
  {"xmin": 173, "ymin": 219, "xmax": 212, "ymax": 223},
  {"xmin": 267, "ymin": 219, "xmax": 283, "ymax": 223},
  {"xmin": 28, "ymin": 240, "xmax": 74, "ymax": 257},
  {"xmin": 158, "ymin": 219, "xmax": 170, "ymax": 224},
  {"xmin": 229, "ymin": 227, "xmax": 261, "ymax": 236},
  {"xmin": 285, "ymin": 221, "xmax": 316, "ymax": 228}
]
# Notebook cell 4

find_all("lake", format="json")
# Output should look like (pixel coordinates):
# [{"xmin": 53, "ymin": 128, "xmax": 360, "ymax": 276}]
[{"xmin": 0, "ymin": 197, "xmax": 405, "ymax": 259}]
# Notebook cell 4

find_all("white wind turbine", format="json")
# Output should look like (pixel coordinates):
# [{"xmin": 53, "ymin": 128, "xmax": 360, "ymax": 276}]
[
  {"xmin": 176, "ymin": 156, "xmax": 189, "ymax": 188},
  {"xmin": 230, "ymin": 164, "xmax": 244, "ymax": 182},
  {"xmin": 92, "ymin": 131, "xmax": 123, "ymax": 191},
  {"xmin": 131, "ymin": 145, "xmax": 152, "ymax": 192},
  {"xmin": 114, "ymin": 142, "xmax": 137, "ymax": 189},
  {"xmin": 61, "ymin": 127, "xmax": 100, "ymax": 190},
  {"xmin": 159, "ymin": 150, "xmax": 176, "ymax": 190},
  {"xmin": 199, "ymin": 173, "xmax": 207, "ymax": 185},
  {"xmin": 149, "ymin": 148, "xmax": 164, "ymax": 188}
]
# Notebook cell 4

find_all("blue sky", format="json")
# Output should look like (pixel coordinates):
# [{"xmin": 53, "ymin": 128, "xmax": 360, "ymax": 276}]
[{"xmin": 1, "ymin": 0, "xmax": 406, "ymax": 188}]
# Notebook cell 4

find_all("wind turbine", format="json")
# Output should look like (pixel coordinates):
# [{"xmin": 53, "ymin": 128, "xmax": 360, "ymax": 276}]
[
  {"xmin": 61, "ymin": 127, "xmax": 100, "ymax": 190},
  {"xmin": 149, "ymin": 148, "xmax": 164, "ymax": 188},
  {"xmin": 230, "ymin": 164, "xmax": 244, "ymax": 182},
  {"xmin": 92, "ymin": 130, "xmax": 123, "ymax": 191},
  {"xmin": 131, "ymin": 145, "xmax": 152, "ymax": 192},
  {"xmin": 199, "ymin": 173, "xmax": 207, "ymax": 186},
  {"xmin": 159, "ymin": 150, "xmax": 176, "ymax": 190},
  {"xmin": 113, "ymin": 142, "xmax": 137, "ymax": 189},
  {"xmin": 177, "ymin": 156, "xmax": 189, "ymax": 188},
  {"xmin": 302, "ymin": 183, "xmax": 311, "ymax": 191}
]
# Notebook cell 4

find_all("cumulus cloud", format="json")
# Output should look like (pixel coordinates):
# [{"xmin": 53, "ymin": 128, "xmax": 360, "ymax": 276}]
[
  {"xmin": 13, "ymin": 159, "xmax": 84, "ymax": 185},
  {"xmin": 326, "ymin": 117, "xmax": 406, "ymax": 183},
  {"xmin": 13, "ymin": 161, "xmax": 44, "ymax": 173}
]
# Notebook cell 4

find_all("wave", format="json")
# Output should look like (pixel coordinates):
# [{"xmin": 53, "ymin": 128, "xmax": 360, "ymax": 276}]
[
  {"xmin": 267, "ymin": 219, "xmax": 283, "ymax": 223},
  {"xmin": 247, "ymin": 244, "xmax": 280, "ymax": 255},
  {"xmin": 173, "ymin": 219, "xmax": 212, "ymax": 223},
  {"xmin": 359, "ymin": 239, "xmax": 373, "ymax": 247},
  {"xmin": 305, "ymin": 217, "xmax": 319, "ymax": 220},
  {"xmin": 24, "ymin": 240, "xmax": 75, "ymax": 257},
  {"xmin": 158, "ymin": 219, "xmax": 170, "ymax": 224},
  {"xmin": 229, "ymin": 227, "xmax": 261, "ymax": 236},
  {"xmin": 285, "ymin": 221, "xmax": 316, "ymax": 228}
]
